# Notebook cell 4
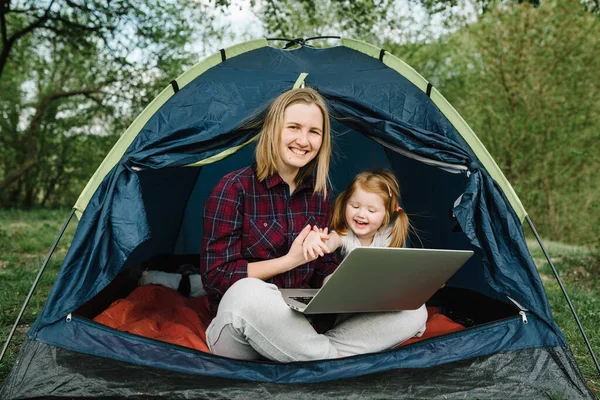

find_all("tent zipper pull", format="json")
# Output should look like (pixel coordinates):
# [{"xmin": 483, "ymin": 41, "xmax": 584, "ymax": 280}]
[
  {"xmin": 66, "ymin": 313, "xmax": 72, "ymax": 322},
  {"xmin": 519, "ymin": 311, "xmax": 528, "ymax": 325}
]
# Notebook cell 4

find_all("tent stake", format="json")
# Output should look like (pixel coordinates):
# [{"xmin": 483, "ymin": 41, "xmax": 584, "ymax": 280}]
[
  {"xmin": 0, "ymin": 208, "xmax": 75, "ymax": 364},
  {"xmin": 526, "ymin": 215, "xmax": 600, "ymax": 376}
]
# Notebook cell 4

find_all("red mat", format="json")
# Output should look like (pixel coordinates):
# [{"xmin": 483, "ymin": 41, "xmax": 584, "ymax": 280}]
[{"xmin": 94, "ymin": 285, "xmax": 464, "ymax": 353}]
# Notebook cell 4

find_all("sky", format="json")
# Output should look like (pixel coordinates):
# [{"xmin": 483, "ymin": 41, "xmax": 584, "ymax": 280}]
[{"xmin": 193, "ymin": 0, "xmax": 265, "ymax": 56}]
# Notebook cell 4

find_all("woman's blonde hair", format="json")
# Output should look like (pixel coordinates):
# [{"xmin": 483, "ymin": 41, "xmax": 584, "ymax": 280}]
[
  {"xmin": 255, "ymin": 87, "xmax": 331, "ymax": 195},
  {"xmin": 331, "ymin": 169, "xmax": 410, "ymax": 248}
]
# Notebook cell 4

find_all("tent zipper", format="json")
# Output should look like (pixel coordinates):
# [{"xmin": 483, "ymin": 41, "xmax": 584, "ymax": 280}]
[
  {"xmin": 519, "ymin": 311, "xmax": 528, "ymax": 325},
  {"xmin": 67, "ymin": 314, "xmax": 217, "ymax": 355},
  {"xmin": 507, "ymin": 297, "xmax": 528, "ymax": 324},
  {"xmin": 370, "ymin": 136, "xmax": 469, "ymax": 174},
  {"xmin": 66, "ymin": 312, "xmax": 529, "ymax": 364}
]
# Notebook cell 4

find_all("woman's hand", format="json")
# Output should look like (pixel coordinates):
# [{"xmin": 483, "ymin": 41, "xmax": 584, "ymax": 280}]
[
  {"xmin": 302, "ymin": 227, "xmax": 331, "ymax": 260},
  {"xmin": 285, "ymin": 224, "xmax": 316, "ymax": 268},
  {"xmin": 251, "ymin": 225, "xmax": 332, "ymax": 278}
]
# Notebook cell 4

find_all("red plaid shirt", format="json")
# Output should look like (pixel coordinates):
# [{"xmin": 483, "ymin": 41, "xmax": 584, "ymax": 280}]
[{"xmin": 200, "ymin": 164, "xmax": 338, "ymax": 312}]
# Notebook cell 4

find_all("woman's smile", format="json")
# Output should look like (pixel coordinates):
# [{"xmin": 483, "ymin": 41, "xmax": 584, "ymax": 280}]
[{"xmin": 278, "ymin": 102, "xmax": 323, "ymax": 177}]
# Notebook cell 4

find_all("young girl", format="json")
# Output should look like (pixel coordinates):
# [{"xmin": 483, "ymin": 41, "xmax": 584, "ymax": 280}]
[
  {"xmin": 303, "ymin": 169, "xmax": 412, "ymax": 260},
  {"xmin": 303, "ymin": 169, "xmax": 427, "ymax": 349}
]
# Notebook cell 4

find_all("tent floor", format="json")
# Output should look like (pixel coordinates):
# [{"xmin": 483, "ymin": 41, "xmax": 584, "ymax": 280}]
[
  {"xmin": 74, "ymin": 254, "xmax": 521, "ymax": 329},
  {"xmin": 1, "ymin": 340, "xmax": 594, "ymax": 399}
]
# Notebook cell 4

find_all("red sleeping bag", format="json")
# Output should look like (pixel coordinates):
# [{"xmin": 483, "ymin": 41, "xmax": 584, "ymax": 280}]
[
  {"xmin": 94, "ymin": 285, "xmax": 464, "ymax": 354},
  {"xmin": 93, "ymin": 285, "xmax": 213, "ymax": 353}
]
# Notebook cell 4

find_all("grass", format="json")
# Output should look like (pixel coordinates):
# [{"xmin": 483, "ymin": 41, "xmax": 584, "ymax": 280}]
[
  {"xmin": 0, "ymin": 210, "xmax": 598, "ymax": 397},
  {"xmin": 0, "ymin": 209, "xmax": 77, "ymax": 382},
  {"xmin": 527, "ymin": 238, "xmax": 600, "ymax": 395}
]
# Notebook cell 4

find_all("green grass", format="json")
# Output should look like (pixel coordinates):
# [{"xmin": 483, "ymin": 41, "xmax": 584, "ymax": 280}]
[
  {"xmin": 527, "ymin": 239, "xmax": 600, "ymax": 395},
  {"xmin": 0, "ymin": 210, "xmax": 598, "ymax": 397},
  {"xmin": 0, "ymin": 209, "xmax": 77, "ymax": 382}
]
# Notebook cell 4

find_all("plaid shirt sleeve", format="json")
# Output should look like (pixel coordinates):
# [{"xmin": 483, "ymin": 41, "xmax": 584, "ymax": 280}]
[{"xmin": 200, "ymin": 176, "xmax": 248, "ymax": 302}]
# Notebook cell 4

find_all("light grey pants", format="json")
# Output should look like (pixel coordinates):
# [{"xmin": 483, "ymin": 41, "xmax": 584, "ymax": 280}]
[{"xmin": 206, "ymin": 278, "xmax": 427, "ymax": 362}]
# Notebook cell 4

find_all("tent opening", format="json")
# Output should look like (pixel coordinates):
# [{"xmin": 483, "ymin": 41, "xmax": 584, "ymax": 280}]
[{"xmin": 73, "ymin": 127, "xmax": 522, "ymax": 355}]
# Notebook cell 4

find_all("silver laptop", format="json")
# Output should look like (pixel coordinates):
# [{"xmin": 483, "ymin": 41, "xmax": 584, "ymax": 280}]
[{"xmin": 280, "ymin": 247, "xmax": 473, "ymax": 314}]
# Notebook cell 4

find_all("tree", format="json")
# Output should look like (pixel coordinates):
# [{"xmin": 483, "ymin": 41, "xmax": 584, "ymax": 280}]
[
  {"xmin": 391, "ymin": 0, "xmax": 600, "ymax": 245},
  {"xmin": 416, "ymin": 0, "xmax": 540, "ymax": 15},
  {"xmin": 0, "ymin": 0, "xmax": 225, "ymax": 208},
  {"xmin": 254, "ymin": 0, "xmax": 404, "ymax": 45}
]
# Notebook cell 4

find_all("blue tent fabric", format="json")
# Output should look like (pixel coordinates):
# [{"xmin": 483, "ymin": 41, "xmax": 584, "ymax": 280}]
[
  {"xmin": 35, "ymin": 311, "xmax": 560, "ymax": 383},
  {"xmin": 33, "ymin": 164, "xmax": 151, "ymax": 330},
  {"xmin": 21, "ymin": 40, "xmax": 583, "ymax": 393},
  {"xmin": 455, "ymin": 169, "xmax": 558, "ymax": 331}
]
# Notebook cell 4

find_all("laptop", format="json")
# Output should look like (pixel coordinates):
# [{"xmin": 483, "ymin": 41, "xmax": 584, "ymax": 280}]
[{"xmin": 280, "ymin": 247, "xmax": 474, "ymax": 314}]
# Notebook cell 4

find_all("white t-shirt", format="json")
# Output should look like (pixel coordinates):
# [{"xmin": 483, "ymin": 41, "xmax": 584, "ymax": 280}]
[{"xmin": 339, "ymin": 224, "xmax": 394, "ymax": 259}]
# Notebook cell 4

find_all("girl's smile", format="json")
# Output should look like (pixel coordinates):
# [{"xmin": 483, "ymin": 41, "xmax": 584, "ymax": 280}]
[{"xmin": 345, "ymin": 188, "xmax": 387, "ymax": 246}]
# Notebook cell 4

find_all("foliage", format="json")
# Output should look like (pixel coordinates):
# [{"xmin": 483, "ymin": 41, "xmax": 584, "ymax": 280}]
[
  {"xmin": 0, "ymin": 0, "xmax": 225, "ymax": 208},
  {"xmin": 417, "ymin": 0, "xmax": 541, "ymax": 14},
  {"xmin": 254, "ymin": 0, "xmax": 405, "ymax": 45},
  {"xmin": 2, "ymin": 0, "xmax": 598, "ymax": 249},
  {"xmin": 388, "ymin": 0, "xmax": 600, "ymax": 246}
]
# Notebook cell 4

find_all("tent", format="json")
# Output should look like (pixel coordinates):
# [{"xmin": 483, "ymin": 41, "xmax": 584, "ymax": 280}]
[{"xmin": 1, "ymin": 37, "xmax": 596, "ymax": 399}]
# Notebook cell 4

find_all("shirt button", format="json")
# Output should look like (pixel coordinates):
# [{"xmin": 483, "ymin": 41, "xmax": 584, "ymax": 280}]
[{"xmin": 263, "ymin": 222, "xmax": 268, "ymax": 227}]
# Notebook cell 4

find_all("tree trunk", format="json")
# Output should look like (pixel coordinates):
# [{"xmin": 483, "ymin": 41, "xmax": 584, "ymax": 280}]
[
  {"xmin": 0, "ymin": 158, "xmax": 38, "ymax": 191},
  {"xmin": 23, "ymin": 169, "xmax": 36, "ymax": 209},
  {"xmin": 4, "ymin": 179, "xmax": 22, "ymax": 208},
  {"xmin": 40, "ymin": 167, "xmax": 64, "ymax": 207}
]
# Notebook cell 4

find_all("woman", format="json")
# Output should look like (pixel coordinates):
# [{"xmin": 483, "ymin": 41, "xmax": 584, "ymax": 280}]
[{"xmin": 201, "ymin": 88, "xmax": 426, "ymax": 362}]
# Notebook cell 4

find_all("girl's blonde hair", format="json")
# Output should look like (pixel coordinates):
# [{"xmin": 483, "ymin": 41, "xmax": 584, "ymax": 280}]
[
  {"xmin": 331, "ymin": 169, "xmax": 410, "ymax": 248},
  {"xmin": 255, "ymin": 87, "xmax": 331, "ymax": 195}
]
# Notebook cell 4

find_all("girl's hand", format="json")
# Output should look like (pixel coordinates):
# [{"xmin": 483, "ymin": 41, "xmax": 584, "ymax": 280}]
[{"xmin": 303, "ymin": 228, "xmax": 331, "ymax": 261}]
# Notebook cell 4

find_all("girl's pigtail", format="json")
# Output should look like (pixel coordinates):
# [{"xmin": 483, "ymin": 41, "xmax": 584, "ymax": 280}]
[{"xmin": 389, "ymin": 206, "xmax": 410, "ymax": 248}]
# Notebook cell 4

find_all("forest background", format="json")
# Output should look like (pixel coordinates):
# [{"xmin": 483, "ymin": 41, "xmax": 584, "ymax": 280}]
[
  {"xmin": 1, "ymin": 0, "xmax": 598, "ymax": 245},
  {"xmin": 0, "ymin": 0, "xmax": 599, "ymax": 393}
]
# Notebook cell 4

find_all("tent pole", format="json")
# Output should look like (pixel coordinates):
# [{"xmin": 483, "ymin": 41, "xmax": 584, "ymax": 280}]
[
  {"xmin": 0, "ymin": 208, "xmax": 75, "ymax": 364},
  {"xmin": 526, "ymin": 215, "xmax": 600, "ymax": 376}
]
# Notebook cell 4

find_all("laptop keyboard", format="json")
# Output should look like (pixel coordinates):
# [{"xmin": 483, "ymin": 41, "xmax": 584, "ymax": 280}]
[{"xmin": 290, "ymin": 296, "xmax": 313, "ymax": 305}]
